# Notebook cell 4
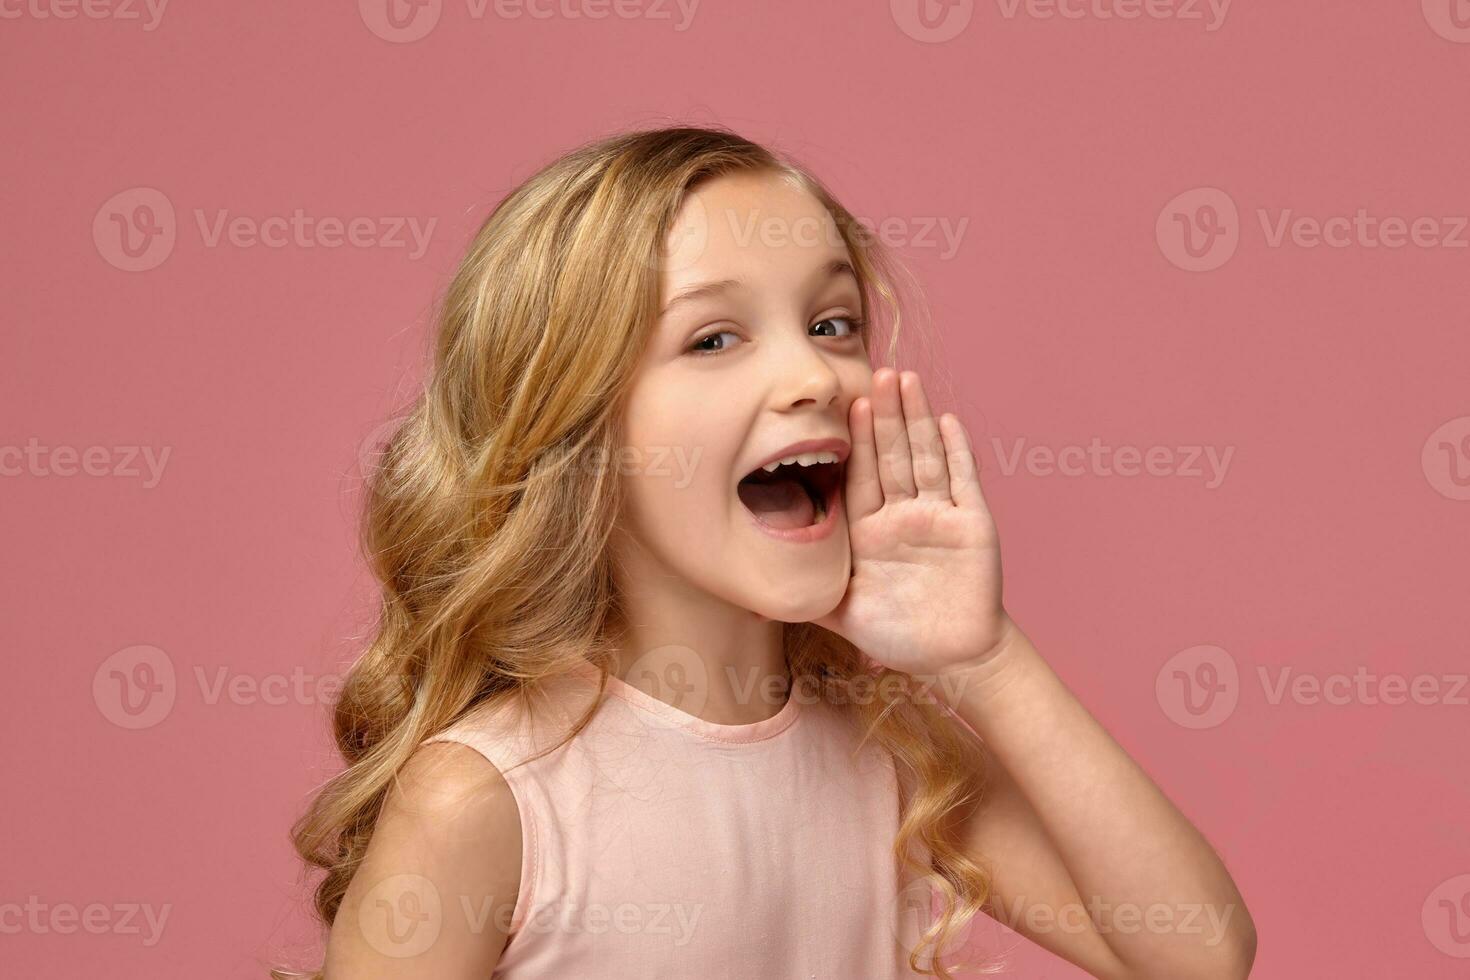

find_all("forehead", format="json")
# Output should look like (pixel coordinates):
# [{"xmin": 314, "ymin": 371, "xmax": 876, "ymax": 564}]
[{"xmin": 661, "ymin": 170, "xmax": 852, "ymax": 297}]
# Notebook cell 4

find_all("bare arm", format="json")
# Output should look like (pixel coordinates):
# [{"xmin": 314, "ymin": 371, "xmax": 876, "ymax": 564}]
[
  {"xmin": 800, "ymin": 368, "xmax": 1255, "ymax": 977},
  {"xmin": 322, "ymin": 742, "xmax": 522, "ymax": 978},
  {"xmin": 947, "ymin": 622, "xmax": 1257, "ymax": 980}
]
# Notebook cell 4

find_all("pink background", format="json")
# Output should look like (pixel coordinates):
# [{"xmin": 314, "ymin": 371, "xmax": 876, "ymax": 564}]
[{"xmin": 4, "ymin": 2, "xmax": 1468, "ymax": 976}]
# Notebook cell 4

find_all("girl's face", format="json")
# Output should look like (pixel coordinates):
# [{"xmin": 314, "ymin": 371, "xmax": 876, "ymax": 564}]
[{"xmin": 615, "ymin": 170, "xmax": 873, "ymax": 623}]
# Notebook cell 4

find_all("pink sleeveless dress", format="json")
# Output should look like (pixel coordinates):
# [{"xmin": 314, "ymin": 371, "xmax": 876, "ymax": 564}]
[{"xmin": 423, "ymin": 659, "xmax": 940, "ymax": 977}]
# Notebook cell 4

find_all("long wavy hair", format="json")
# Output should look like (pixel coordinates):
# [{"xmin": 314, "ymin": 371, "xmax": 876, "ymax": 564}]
[{"xmin": 274, "ymin": 125, "xmax": 996, "ymax": 978}]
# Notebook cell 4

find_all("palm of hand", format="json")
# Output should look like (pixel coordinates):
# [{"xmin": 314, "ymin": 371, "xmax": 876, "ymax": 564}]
[{"xmin": 814, "ymin": 369, "xmax": 1012, "ymax": 676}]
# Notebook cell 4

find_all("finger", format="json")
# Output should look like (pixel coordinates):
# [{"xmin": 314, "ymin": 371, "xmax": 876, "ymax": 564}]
[
  {"xmin": 870, "ymin": 367, "xmax": 916, "ymax": 500},
  {"xmin": 843, "ymin": 396, "xmax": 884, "ymax": 520},
  {"xmin": 939, "ymin": 413, "xmax": 988, "ymax": 511},
  {"xmin": 899, "ymin": 371, "xmax": 951, "ymax": 502}
]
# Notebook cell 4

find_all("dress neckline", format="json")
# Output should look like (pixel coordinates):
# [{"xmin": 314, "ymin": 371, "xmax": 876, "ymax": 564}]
[{"xmin": 567, "ymin": 658, "xmax": 803, "ymax": 743}]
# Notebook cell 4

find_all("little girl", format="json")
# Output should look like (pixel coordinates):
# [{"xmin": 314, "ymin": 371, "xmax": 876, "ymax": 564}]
[{"xmin": 276, "ymin": 126, "xmax": 1256, "ymax": 979}]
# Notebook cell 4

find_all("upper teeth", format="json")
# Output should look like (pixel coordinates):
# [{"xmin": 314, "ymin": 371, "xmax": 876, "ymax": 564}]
[{"xmin": 761, "ymin": 451, "xmax": 839, "ymax": 473}]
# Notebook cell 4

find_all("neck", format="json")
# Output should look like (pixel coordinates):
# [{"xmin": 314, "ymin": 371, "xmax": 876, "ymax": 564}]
[{"xmin": 609, "ymin": 540, "xmax": 790, "ymax": 725}]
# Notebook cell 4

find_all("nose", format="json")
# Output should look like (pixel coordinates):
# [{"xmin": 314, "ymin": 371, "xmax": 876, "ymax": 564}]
[{"xmin": 770, "ymin": 328, "xmax": 842, "ymax": 411}]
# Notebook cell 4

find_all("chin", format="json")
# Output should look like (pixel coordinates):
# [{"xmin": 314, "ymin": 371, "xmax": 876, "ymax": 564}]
[{"xmin": 741, "ymin": 562, "xmax": 851, "ymax": 625}]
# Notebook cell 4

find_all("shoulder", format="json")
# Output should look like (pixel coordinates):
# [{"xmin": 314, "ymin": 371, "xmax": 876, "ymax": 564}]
[
  {"xmin": 392, "ymin": 737, "xmax": 523, "ymax": 827},
  {"xmin": 323, "ymin": 741, "xmax": 522, "ymax": 976},
  {"xmin": 425, "ymin": 674, "xmax": 607, "ymax": 777}
]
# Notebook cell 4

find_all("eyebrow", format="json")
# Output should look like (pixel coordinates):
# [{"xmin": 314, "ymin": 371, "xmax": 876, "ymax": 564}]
[{"xmin": 658, "ymin": 258, "xmax": 858, "ymax": 319}]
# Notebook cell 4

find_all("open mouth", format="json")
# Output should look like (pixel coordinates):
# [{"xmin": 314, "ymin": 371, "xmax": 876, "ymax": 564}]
[{"xmin": 736, "ymin": 452, "xmax": 845, "ymax": 530}]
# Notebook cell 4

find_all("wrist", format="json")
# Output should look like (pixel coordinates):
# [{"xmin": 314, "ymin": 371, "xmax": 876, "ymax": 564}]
[
  {"xmin": 946, "ymin": 612, "xmax": 1025, "ymax": 674},
  {"xmin": 932, "ymin": 616, "xmax": 1038, "ymax": 712}
]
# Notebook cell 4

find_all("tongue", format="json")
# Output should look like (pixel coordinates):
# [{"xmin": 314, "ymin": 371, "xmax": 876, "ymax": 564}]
[{"xmin": 737, "ymin": 476, "xmax": 816, "ymax": 530}]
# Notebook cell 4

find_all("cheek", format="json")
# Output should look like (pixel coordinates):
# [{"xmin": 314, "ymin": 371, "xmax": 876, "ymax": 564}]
[{"xmin": 619, "ymin": 377, "xmax": 743, "ymax": 526}]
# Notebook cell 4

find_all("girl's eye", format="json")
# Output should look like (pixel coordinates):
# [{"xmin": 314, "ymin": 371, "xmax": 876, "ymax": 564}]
[
  {"xmin": 688, "ymin": 330, "xmax": 741, "ymax": 355},
  {"xmin": 687, "ymin": 317, "xmax": 866, "ymax": 356},
  {"xmin": 812, "ymin": 316, "xmax": 865, "ymax": 338}
]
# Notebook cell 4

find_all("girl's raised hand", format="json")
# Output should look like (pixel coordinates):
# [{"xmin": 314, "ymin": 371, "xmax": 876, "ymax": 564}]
[{"xmin": 813, "ymin": 368, "xmax": 1015, "ymax": 676}]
